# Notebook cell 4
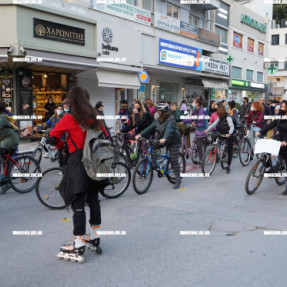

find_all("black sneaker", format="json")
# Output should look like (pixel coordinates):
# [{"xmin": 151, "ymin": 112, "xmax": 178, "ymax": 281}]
[
  {"xmin": 282, "ymin": 189, "xmax": 287, "ymax": 196},
  {"xmin": 0, "ymin": 184, "xmax": 10, "ymax": 194}
]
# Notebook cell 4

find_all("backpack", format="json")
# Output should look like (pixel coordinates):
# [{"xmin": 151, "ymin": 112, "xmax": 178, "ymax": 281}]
[
  {"xmin": 228, "ymin": 115, "xmax": 239, "ymax": 130},
  {"xmin": 82, "ymin": 129, "xmax": 114, "ymax": 181}
]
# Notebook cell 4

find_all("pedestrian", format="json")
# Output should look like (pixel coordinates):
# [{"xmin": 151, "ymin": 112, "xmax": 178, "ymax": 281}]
[
  {"xmin": 239, "ymin": 97, "xmax": 250, "ymax": 124},
  {"xmin": 170, "ymin": 102, "xmax": 182, "ymax": 123},
  {"xmin": 228, "ymin": 100, "xmax": 239, "ymax": 118},
  {"xmin": 49, "ymin": 86, "xmax": 109, "ymax": 263},
  {"xmin": 44, "ymin": 96, "xmax": 56, "ymax": 122},
  {"xmin": 145, "ymin": 98, "xmax": 156, "ymax": 116}
]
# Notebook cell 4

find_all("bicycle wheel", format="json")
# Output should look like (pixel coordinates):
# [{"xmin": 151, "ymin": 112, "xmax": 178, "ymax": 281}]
[
  {"xmin": 239, "ymin": 139, "xmax": 251, "ymax": 167},
  {"xmin": 8, "ymin": 155, "xmax": 41, "ymax": 193},
  {"xmin": 275, "ymin": 160, "xmax": 287, "ymax": 186},
  {"xmin": 100, "ymin": 162, "xmax": 131, "ymax": 199},
  {"xmin": 191, "ymin": 143, "xmax": 200, "ymax": 164},
  {"xmin": 36, "ymin": 167, "xmax": 65, "ymax": 209},
  {"xmin": 114, "ymin": 151, "xmax": 127, "ymax": 164},
  {"xmin": 220, "ymin": 145, "xmax": 228, "ymax": 170},
  {"xmin": 166, "ymin": 152, "xmax": 186, "ymax": 184},
  {"xmin": 132, "ymin": 157, "xmax": 153, "ymax": 194},
  {"xmin": 32, "ymin": 147, "xmax": 42, "ymax": 164},
  {"xmin": 245, "ymin": 158, "xmax": 265, "ymax": 195},
  {"xmin": 201, "ymin": 146, "xmax": 217, "ymax": 175}
]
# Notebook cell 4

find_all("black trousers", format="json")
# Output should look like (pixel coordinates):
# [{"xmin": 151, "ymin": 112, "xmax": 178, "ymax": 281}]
[
  {"xmin": 67, "ymin": 151, "xmax": 102, "ymax": 236},
  {"xmin": 226, "ymin": 136, "xmax": 235, "ymax": 165}
]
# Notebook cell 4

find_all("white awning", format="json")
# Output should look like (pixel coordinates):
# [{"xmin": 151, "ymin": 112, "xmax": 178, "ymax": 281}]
[
  {"xmin": 96, "ymin": 70, "xmax": 140, "ymax": 89},
  {"xmin": 202, "ymin": 79, "xmax": 228, "ymax": 90}
]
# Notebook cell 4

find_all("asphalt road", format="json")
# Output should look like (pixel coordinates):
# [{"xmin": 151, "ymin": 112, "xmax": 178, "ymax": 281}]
[{"xmin": 1, "ymin": 142, "xmax": 287, "ymax": 287}]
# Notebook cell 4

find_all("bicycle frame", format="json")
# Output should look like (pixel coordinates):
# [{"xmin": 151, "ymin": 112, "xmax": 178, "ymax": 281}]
[
  {"xmin": 1, "ymin": 154, "xmax": 27, "ymax": 180},
  {"xmin": 141, "ymin": 142, "xmax": 172, "ymax": 177}
]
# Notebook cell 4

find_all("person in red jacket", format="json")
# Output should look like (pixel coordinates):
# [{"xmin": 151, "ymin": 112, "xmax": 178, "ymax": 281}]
[{"xmin": 49, "ymin": 86, "xmax": 108, "ymax": 263}]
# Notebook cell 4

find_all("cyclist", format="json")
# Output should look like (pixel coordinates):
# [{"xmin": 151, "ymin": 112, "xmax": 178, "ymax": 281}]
[
  {"xmin": 228, "ymin": 100, "xmax": 239, "ymax": 118},
  {"xmin": 135, "ymin": 103, "xmax": 182, "ymax": 189},
  {"xmin": 0, "ymin": 101, "xmax": 19, "ymax": 193},
  {"xmin": 247, "ymin": 101, "xmax": 264, "ymax": 160},
  {"xmin": 255, "ymin": 100, "xmax": 287, "ymax": 195},
  {"xmin": 181, "ymin": 97, "xmax": 207, "ymax": 164},
  {"xmin": 49, "ymin": 86, "xmax": 109, "ymax": 262},
  {"xmin": 44, "ymin": 96, "xmax": 56, "ymax": 122},
  {"xmin": 239, "ymin": 97, "xmax": 251, "ymax": 124},
  {"xmin": 205, "ymin": 106, "xmax": 235, "ymax": 174},
  {"xmin": 119, "ymin": 100, "xmax": 154, "ymax": 153},
  {"xmin": 34, "ymin": 104, "xmax": 65, "ymax": 131}
]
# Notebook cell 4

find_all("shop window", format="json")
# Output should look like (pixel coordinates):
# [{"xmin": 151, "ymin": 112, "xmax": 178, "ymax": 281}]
[
  {"xmin": 32, "ymin": 72, "xmax": 69, "ymax": 137},
  {"xmin": 246, "ymin": 69, "xmax": 253, "ymax": 81},
  {"xmin": 272, "ymin": 35, "xmax": 279, "ymax": 45},
  {"xmin": 156, "ymin": 82, "xmax": 178, "ymax": 103},
  {"xmin": 167, "ymin": 3, "xmax": 179, "ymax": 19},
  {"xmin": 232, "ymin": 66, "xmax": 242, "ymax": 79},
  {"xmin": 215, "ymin": 26, "xmax": 227, "ymax": 44},
  {"xmin": 257, "ymin": 72, "xmax": 263, "ymax": 83}
]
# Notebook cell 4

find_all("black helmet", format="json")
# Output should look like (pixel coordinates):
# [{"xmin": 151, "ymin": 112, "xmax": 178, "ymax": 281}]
[{"xmin": 155, "ymin": 103, "xmax": 170, "ymax": 112}]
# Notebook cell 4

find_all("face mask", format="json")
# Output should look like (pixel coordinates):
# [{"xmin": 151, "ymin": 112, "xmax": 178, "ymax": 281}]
[
  {"xmin": 251, "ymin": 107, "xmax": 254, "ymax": 111},
  {"xmin": 57, "ymin": 110, "xmax": 63, "ymax": 115},
  {"xmin": 192, "ymin": 103, "xmax": 196, "ymax": 108},
  {"xmin": 102, "ymin": 108, "xmax": 104, "ymax": 112},
  {"xmin": 64, "ymin": 108, "xmax": 69, "ymax": 112},
  {"xmin": 279, "ymin": 109, "xmax": 286, "ymax": 115},
  {"xmin": 272, "ymin": 104, "xmax": 276, "ymax": 107}
]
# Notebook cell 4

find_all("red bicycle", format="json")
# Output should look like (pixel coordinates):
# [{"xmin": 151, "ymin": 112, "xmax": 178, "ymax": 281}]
[{"xmin": 0, "ymin": 148, "xmax": 41, "ymax": 193}]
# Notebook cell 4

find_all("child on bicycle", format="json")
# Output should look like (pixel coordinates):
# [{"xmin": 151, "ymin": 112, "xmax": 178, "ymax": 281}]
[
  {"xmin": 205, "ymin": 106, "xmax": 235, "ymax": 174},
  {"xmin": 135, "ymin": 103, "xmax": 182, "ymax": 189}
]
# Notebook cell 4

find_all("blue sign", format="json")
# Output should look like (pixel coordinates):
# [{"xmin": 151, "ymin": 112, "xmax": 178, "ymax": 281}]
[
  {"xmin": 158, "ymin": 38, "xmax": 202, "ymax": 71},
  {"xmin": 138, "ymin": 70, "xmax": 149, "ymax": 83}
]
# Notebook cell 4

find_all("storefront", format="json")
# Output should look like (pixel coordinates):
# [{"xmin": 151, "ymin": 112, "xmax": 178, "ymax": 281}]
[{"xmin": 231, "ymin": 79, "xmax": 266, "ymax": 103}]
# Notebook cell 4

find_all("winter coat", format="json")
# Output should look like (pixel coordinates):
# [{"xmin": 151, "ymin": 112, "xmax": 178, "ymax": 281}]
[{"xmin": 0, "ymin": 112, "xmax": 19, "ymax": 149}]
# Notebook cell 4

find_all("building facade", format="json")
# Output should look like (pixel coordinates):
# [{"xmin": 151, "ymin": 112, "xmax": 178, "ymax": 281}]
[
  {"xmin": 213, "ymin": 0, "xmax": 271, "ymax": 103},
  {"xmin": 0, "ymin": 0, "xmax": 230, "ymax": 134}
]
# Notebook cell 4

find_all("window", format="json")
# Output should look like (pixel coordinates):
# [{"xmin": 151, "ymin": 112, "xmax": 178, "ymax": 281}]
[
  {"xmin": 233, "ymin": 32, "xmax": 243, "ymax": 48},
  {"xmin": 167, "ymin": 3, "xmax": 179, "ymax": 19},
  {"xmin": 246, "ymin": 69, "xmax": 253, "ymax": 81},
  {"xmin": 272, "ymin": 35, "xmax": 279, "ymax": 45},
  {"xmin": 232, "ymin": 67, "xmax": 242, "ymax": 79},
  {"xmin": 258, "ymin": 42, "xmax": 264, "ymax": 56},
  {"xmin": 189, "ymin": 15, "xmax": 199, "ymax": 26},
  {"xmin": 247, "ymin": 38, "xmax": 254, "ymax": 53},
  {"xmin": 257, "ymin": 72, "xmax": 263, "ymax": 82},
  {"xmin": 215, "ymin": 26, "xmax": 227, "ymax": 44},
  {"xmin": 126, "ymin": 0, "xmax": 153, "ymax": 11}
]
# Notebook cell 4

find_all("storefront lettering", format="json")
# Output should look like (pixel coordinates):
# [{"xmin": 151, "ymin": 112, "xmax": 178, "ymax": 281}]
[
  {"xmin": 241, "ymin": 14, "xmax": 266, "ymax": 33},
  {"xmin": 102, "ymin": 43, "xmax": 119, "ymax": 52}
]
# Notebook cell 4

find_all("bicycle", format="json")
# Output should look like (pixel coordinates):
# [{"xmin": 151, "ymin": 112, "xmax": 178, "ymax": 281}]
[
  {"xmin": 238, "ymin": 129, "xmax": 252, "ymax": 166},
  {"xmin": 32, "ymin": 129, "xmax": 59, "ymax": 164},
  {"xmin": 0, "ymin": 148, "xmax": 41, "ymax": 193},
  {"xmin": 36, "ymin": 161, "xmax": 131, "ymax": 209},
  {"xmin": 245, "ymin": 140, "xmax": 287, "ymax": 195},
  {"xmin": 132, "ymin": 139, "xmax": 186, "ymax": 194},
  {"xmin": 201, "ymin": 133, "xmax": 229, "ymax": 176},
  {"xmin": 181, "ymin": 132, "xmax": 212, "ymax": 164}
]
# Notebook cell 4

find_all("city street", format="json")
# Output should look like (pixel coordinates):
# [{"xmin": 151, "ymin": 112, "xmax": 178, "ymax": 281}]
[{"xmin": 1, "ymin": 142, "xmax": 287, "ymax": 287}]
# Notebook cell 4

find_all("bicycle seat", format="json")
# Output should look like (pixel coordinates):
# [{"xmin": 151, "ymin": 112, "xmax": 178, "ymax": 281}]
[{"xmin": 1, "ymin": 148, "xmax": 16, "ymax": 156}]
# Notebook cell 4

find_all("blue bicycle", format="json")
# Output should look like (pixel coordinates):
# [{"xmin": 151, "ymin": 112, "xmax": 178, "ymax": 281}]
[{"xmin": 132, "ymin": 139, "xmax": 186, "ymax": 194}]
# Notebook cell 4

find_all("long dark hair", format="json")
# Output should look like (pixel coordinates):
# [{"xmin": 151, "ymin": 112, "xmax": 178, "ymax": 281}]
[
  {"xmin": 68, "ymin": 86, "xmax": 102, "ymax": 130},
  {"xmin": 132, "ymin": 100, "xmax": 146, "ymax": 126}
]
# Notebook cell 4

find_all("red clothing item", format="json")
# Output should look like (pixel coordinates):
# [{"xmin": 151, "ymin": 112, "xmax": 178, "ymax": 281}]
[
  {"xmin": 247, "ymin": 111, "xmax": 264, "ymax": 129},
  {"xmin": 49, "ymin": 113, "xmax": 108, "ymax": 154}
]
